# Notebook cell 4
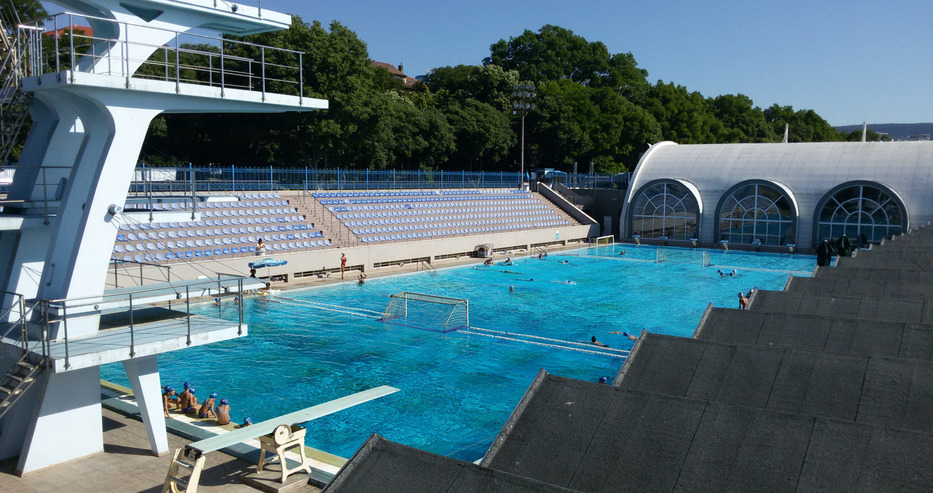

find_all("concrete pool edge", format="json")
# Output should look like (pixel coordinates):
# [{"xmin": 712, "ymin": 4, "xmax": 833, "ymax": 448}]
[{"xmin": 99, "ymin": 380, "xmax": 346, "ymax": 484}]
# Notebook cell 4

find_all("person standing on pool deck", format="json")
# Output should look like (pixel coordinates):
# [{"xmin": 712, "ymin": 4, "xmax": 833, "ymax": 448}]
[
  {"xmin": 340, "ymin": 253, "xmax": 347, "ymax": 279},
  {"xmin": 215, "ymin": 398, "xmax": 231, "ymax": 425}
]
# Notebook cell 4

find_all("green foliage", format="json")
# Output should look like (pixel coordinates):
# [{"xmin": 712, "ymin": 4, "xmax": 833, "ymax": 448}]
[{"xmin": 141, "ymin": 20, "xmax": 846, "ymax": 171}]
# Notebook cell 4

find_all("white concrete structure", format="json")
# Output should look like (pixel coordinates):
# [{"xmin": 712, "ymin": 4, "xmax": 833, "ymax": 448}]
[
  {"xmin": 0, "ymin": 0, "xmax": 326, "ymax": 474},
  {"xmin": 621, "ymin": 141, "xmax": 933, "ymax": 251}
]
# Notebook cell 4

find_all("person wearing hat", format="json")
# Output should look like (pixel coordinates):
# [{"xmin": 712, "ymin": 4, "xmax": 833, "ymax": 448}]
[
  {"xmin": 183, "ymin": 388, "xmax": 199, "ymax": 415},
  {"xmin": 162, "ymin": 386, "xmax": 177, "ymax": 418},
  {"xmin": 598, "ymin": 376, "xmax": 608, "ymax": 384},
  {"xmin": 235, "ymin": 417, "xmax": 252, "ymax": 429},
  {"xmin": 216, "ymin": 398, "xmax": 232, "ymax": 425},
  {"xmin": 177, "ymin": 383, "xmax": 193, "ymax": 411},
  {"xmin": 198, "ymin": 392, "xmax": 218, "ymax": 418}
]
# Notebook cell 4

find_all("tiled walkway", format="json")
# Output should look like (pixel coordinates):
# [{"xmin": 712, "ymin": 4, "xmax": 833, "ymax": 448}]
[{"xmin": 0, "ymin": 408, "xmax": 312, "ymax": 493}]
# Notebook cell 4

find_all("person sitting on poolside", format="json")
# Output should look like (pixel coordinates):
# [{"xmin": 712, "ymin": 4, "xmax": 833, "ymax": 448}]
[
  {"xmin": 176, "ymin": 383, "xmax": 192, "ymax": 411},
  {"xmin": 216, "ymin": 398, "xmax": 232, "ymax": 425},
  {"xmin": 198, "ymin": 392, "xmax": 217, "ymax": 419},
  {"xmin": 183, "ymin": 388, "xmax": 199, "ymax": 415},
  {"xmin": 162, "ymin": 386, "xmax": 177, "ymax": 418},
  {"xmin": 484, "ymin": 257, "xmax": 494, "ymax": 266},
  {"xmin": 591, "ymin": 335, "xmax": 610, "ymax": 348}
]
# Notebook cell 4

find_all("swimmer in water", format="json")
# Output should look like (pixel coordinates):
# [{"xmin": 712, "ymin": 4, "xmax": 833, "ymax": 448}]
[
  {"xmin": 591, "ymin": 336, "xmax": 610, "ymax": 348},
  {"xmin": 618, "ymin": 250, "xmax": 626, "ymax": 255},
  {"xmin": 484, "ymin": 257, "xmax": 494, "ymax": 266},
  {"xmin": 509, "ymin": 285, "xmax": 515, "ymax": 293}
]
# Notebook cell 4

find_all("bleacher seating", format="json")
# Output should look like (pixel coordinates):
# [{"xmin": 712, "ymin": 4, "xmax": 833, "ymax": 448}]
[
  {"xmin": 313, "ymin": 189, "xmax": 572, "ymax": 243},
  {"xmin": 113, "ymin": 189, "xmax": 577, "ymax": 264},
  {"xmin": 113, "ymin": 193, "xmax": 331, "ymax": 263}
]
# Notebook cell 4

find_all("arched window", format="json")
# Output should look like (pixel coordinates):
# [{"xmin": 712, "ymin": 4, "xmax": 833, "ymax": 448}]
[
  {"xmin": 816, "ymin": 183, "xmax": 905, "ymax": 246},
  {"xmin": 717, "ymin": 182, "xmax": 795, "ymax": 246},
  {"xmin": 630, "ymin": 180, "xmax": 699, "ymax": 240}
]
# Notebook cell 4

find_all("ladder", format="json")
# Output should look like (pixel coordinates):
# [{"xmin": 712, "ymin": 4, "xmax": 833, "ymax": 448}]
[
  {"xmin": 0, "ymin": 354, "xmax": 43, "ymax": 421},
  {"xmin": 162, "ymin": 448, "xmax": 206, "ymax": 493},
  {"xmin": 0, "ymin": 7, "xmax": 33, "ymax": 165}
]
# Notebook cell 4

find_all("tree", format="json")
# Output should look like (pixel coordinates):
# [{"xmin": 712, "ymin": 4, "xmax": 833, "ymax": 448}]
[
  {"xmin": 423, "ymin": 64, "xmax": 519, "ymax": 110},
  {"xmin": 709, "ymin": 94, "xmax": 777, "ymax": 143},
  {"xmin": 763, "ymin": 104, "xmax": 844, "ymax": 142},
  {"xmin": 644, "ymin": 81, "xmax": 719, "ymax": 143},
  {"xmin": 3, "ymin": 0, "xmax": 46, "ymax": 23},
  {"xmin": 485, "ymin": 25, "xmax": 649, "ymax": 101},
  {"xmin": 443, "ymin": 98, "xmax": 512, "ymax": 170},
  {"xmin": 534, "ymin": 79, "xmax": 660, "ymax": 172}
]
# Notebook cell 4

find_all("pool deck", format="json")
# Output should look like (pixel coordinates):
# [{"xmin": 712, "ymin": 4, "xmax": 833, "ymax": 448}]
[{"xmin": 0, "ymin": 407, "xmax": 270, "ymax": 493}]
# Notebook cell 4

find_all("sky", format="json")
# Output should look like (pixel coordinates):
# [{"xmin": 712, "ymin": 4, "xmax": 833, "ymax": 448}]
[
  {"xmin": 271, "ymin": 0, "xmax": 932, "ymax": 126},
  {"xmin": 39, "ymin": 0, "xmax": 932, "ymax": 125}
]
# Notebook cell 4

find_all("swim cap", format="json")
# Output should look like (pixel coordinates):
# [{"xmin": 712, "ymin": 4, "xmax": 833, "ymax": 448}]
[
  {"xmin": 598, "ymin": 376, "xmax": 608, "ymax": 384},
  {"xmin": 184, "ymin": 382, "xmax": 190, "ymax": 389},
  {"xmin": 220, "ymin": 398, "xmax": 228, "ymax": 405},
  {"xmin": 622, "ymin": 332, "xmax": 629, "ymax": 337},
  {"xmin": 189, "ymin": 388, "xmax": 196, "ymax": 393},
  {"xmin": 164, "ymin": 386, "xmax": 174, "ymax": 392},
  {"xmin": 210, "ymin": 392, "xmax": 218, "ymax": 398},
  {"xmin": 244, "ymin": 417, "xmax": 251, "ymax": 424}
]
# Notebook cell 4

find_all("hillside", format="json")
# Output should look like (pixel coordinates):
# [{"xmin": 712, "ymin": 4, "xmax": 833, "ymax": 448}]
[{"xmin": 835, "ymin": 123, "xmax": 933, "ymax": 141}]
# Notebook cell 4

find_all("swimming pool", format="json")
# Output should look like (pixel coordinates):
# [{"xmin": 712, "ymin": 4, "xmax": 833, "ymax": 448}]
[{"xmin": 103, "ymin": 245, "xmax": 816, "ymax": 461}]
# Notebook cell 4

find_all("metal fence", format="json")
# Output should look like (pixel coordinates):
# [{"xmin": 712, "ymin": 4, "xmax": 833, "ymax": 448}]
[{"xmin": 128, "ymin": 165, "xmax": 628, "ymax": 195}]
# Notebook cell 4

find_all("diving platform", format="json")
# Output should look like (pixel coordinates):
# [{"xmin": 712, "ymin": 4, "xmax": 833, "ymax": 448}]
[
  {"xmin": 6, "ymin": 307, "xmax": 248, "ymax": 373},
  {"xmin": 187, "ymin": 386, "xmax": 401, "ymax": 456}
]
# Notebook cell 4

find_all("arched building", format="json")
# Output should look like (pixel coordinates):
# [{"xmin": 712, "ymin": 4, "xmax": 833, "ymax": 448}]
[{"xmin": 620, "ymin": 141, "xmax": 933, "ymax": 251}]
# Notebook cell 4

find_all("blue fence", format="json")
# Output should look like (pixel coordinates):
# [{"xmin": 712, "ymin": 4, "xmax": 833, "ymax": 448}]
[{"xmin": 128, "ymin": 166, "xmax": 629, "ymax": 194}]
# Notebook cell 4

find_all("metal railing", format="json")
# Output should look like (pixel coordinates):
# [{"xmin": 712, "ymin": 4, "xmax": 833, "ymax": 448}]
[
  {"xmin": 107, "ymin": 258, "xmax": 173, "ymax": 289},
  {"xmin": 15, "ymin": 11, "xmax": 304, "ymax": 103},
  {"xmin": 126, "ymin": 166, "xmax": 627, "ymax": 194},
  {"xmin": 0, "ymin": 289, "xmax": 48, "ymax": 364},
  {"xmin": 38, "ymin": 274, "xmax": 245, "ymax": 371}
]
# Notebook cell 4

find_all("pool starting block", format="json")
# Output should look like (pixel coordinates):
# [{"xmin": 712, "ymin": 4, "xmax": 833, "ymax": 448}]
[{"xmin": 163, "ymin": 385, "xmax": 400, "ymax": 492}]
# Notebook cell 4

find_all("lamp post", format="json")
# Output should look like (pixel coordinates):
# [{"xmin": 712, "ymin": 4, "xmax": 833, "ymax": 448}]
[{"xmin": 512, "ymin": 83, "xmax": 536, "ymax": 189}]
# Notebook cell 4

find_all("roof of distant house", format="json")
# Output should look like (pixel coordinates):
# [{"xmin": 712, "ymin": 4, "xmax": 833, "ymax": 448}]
[
  {"xmin": 371, "ymin": 61, "xmax": 418, "ymax": 88},
  {"xmin": 43, "ymin": 25, "xmax": 94, "ymax": 38}
]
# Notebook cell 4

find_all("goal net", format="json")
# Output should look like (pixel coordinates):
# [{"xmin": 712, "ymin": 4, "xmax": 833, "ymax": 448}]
[
  {"xmin": 381, "ymin": 292, "xmax": 469, "ymax": 333},
  {"xmin": 595, "ymin": 235, "xmax": 615, "ymax": 248}
]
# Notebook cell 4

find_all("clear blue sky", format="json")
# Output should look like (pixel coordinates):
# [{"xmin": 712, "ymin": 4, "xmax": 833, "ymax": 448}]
[
  {"xmin": 276, "ymin": 0, "xmax": 931, "ymax": 126},
  {"xmin": 40, "ymin": 0, "xmax": 932, "ymax": 125}
]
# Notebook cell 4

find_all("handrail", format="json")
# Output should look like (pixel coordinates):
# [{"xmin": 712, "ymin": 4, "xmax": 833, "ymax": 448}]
[{"xmin": 17, "ymin": 11, "xmax": 305, "ymax": 101}]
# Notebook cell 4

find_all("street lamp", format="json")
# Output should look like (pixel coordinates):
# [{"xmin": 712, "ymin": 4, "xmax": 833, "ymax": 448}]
[{"xmin": 512, "ymin": 83, "xmax": 536, "ymax": 189}]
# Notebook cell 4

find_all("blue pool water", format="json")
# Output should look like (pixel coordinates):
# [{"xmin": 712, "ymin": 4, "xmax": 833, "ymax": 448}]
[{"xmin": 102, "ymin": 245, "xmax": 816, "ymax": 461}]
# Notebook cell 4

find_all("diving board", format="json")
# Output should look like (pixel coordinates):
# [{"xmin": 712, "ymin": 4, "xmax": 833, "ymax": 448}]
[{"xmin": 185, "ymin": 385, "xmax": 400, "ymax": 455}]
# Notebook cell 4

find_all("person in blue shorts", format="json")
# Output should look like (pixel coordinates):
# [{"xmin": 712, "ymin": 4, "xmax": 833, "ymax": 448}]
[
  {"xmin": 183, "ymin": 388, "xmax": 199, "ymax": 414},
  {"xmin": 198, "ymin": 392, "xmax": 217, "ymax": 418}
]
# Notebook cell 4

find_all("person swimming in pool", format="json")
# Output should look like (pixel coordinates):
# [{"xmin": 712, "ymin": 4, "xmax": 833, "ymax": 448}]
[
  {"xmin": 503, "ymin": 258, "xmax": 514, "ymax": 266},
  {"xmin": 591, "ymin": 336, "xmax": 610, "ymax": 348},
  {"xmin": 484, "ymin": 257, "xmax": 494, "ymax": 266}
]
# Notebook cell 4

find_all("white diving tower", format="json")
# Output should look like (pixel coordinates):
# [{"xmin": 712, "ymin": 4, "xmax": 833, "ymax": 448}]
[{"xmin": 0, "ymin": 0, "xmax": 326, "ymax": 474}]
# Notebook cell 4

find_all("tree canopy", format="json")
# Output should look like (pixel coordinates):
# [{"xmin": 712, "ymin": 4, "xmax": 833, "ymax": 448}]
[{"xmin": 138, "ymin": 21, "xmax": 852, "ymax": 172}]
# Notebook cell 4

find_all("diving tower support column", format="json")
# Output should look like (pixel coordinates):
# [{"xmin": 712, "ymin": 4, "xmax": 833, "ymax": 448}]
[{"xmin": 0, "ymin": 0, "xmax": 327, "ymax": 475}]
